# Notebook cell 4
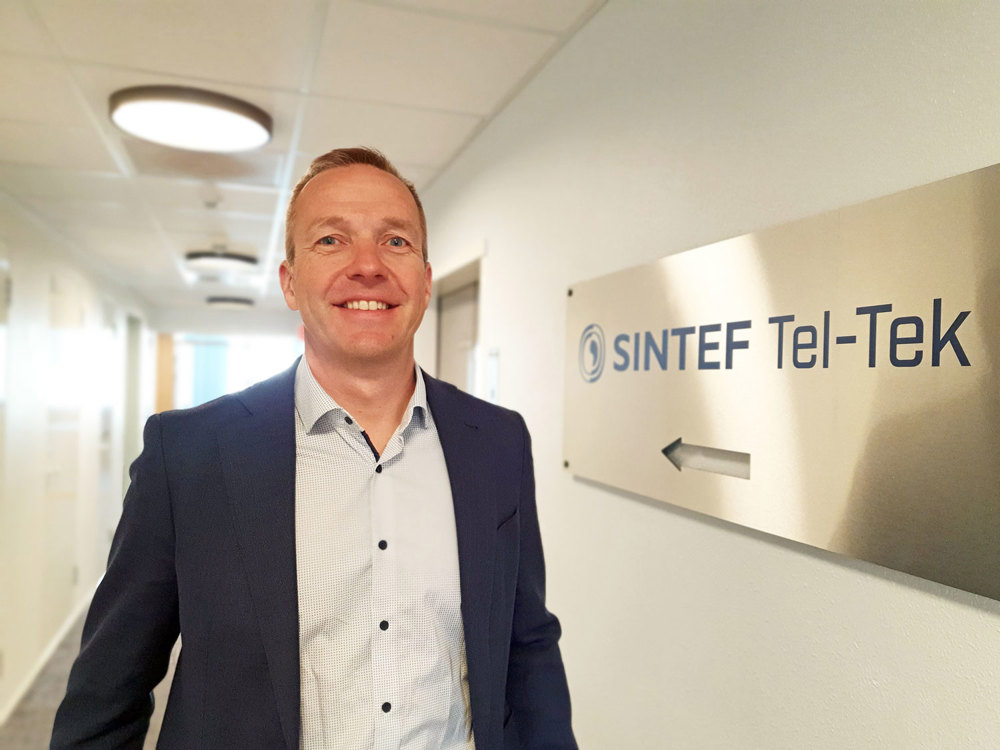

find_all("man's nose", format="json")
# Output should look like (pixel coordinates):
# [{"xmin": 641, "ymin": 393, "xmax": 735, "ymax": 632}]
[{"xmin": 346, "ymin": 239, "xmax": 388, "ymax": 278}]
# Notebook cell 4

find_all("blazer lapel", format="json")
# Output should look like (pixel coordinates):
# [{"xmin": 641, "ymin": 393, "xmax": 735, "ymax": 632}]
[
  {"xmin": 424, "ymin": 373, "xmax": 496, "ymax": 742},
  {"xmin": 217, "ymin": 364, "xmax": 299, "ymax": 750}
]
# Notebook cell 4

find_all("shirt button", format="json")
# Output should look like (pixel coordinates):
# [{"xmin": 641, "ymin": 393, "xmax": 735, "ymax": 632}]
[
  {"xmin": 380, "ymin": 620, "xmax": 389, "ymax": 631},
  {"xmin": 344, "ymin": 416, "xmax": 353, "ymax": 425},
  {"xmin": 378, "ymin": 540, "xmax": 387, "ymax": 550},
  {"xmin": 382, "ymin": 702, "xmax": 392, "ymax": 713},
  {"xmin": 375, "ymin": 464, "xmax": 383, "ymax": 473}
]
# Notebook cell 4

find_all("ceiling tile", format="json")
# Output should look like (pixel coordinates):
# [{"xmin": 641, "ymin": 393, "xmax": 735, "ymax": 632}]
[
  {"xmin": 0, "ymin": 165, "xmax": 130, "ymax": 199},
  {"xmin": 0, "ymin": 54, "xmax": 92, "ymax": 125},
  {"xmin": 395, "ymin": 162, "xmax": 439, "ymax": 190},
  {"xmin": 298, "ymin": 95, "xmax": 480, "ymax": 166},
  {"xmin": 33, "ymin": 0, "xmax": 321, "ymax": 90},
  {"xmin": 372, "ymin": 0, "xmax": 602, "ymax": 34},
  {"xmin": 70, "ymin": 224, "xmax": 178, "ymax": 277},
  {"xmin": 164, "ymin": 225, "xmax": 271, "ymax": 255},
  {"xmin": 137, "ymin": 177, "xmax": 280, "ymax": 216},
  {"xmin": 158, "ymin": 213, "xmax": 271, "ymax": 246},
  {"xmin": 0, "ymin": 121, "xmax": 118, "ymax": 171},
  {"xmin": 313, "ymin": 1, "xmax": 556, "ymax": 115},
  {"xmin": 0, "ymin": 2, "xmax": 57, "ymax": 56},
  {"xmin": 22, "ymin": 194, "xmax": 153, "ymax": 230},
  {"xmin": 0, "ymin": 193, "xmax": 41, "ymax": 246},
  {"xmin": 123, "ymin": 138, "xmax": 287, "ymax": 187}
]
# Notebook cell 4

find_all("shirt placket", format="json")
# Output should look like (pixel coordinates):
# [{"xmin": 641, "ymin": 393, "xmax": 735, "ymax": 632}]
[{"xmin": 370, "ymin": 431, "xmax": 404, "ymax": 750}]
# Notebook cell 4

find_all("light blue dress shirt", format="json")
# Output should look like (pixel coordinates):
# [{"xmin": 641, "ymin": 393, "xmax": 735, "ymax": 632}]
[{"xmin": 294, "ymin": 357, "xmax": 475, "ymax": 750}]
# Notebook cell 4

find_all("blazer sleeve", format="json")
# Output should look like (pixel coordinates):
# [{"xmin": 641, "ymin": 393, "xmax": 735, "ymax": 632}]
[
  {"xmin": 51, "ymin": 414, "xmax": 180, "ymax": 749},
  {"xmin": 505, "ymin": 415, "xmax": 578, "ymax": 749}
]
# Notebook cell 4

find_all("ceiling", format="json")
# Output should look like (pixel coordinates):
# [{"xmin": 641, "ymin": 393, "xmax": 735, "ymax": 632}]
[{"xmin": 0, "ymin": 0, "xmax": 603, "ymax": 317}]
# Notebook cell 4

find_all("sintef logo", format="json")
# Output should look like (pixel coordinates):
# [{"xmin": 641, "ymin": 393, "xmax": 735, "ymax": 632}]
[{"xmin": 578, "ymin": 324, "xmax": 605, "ymax": 382}]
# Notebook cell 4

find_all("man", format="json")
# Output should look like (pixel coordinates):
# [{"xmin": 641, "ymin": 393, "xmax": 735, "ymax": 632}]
[{"xmin": 51, "ymin": 147, "xmax": 576, "ymax": 750}]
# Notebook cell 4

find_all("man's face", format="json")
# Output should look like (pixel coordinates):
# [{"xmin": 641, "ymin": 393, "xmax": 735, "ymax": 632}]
[{"xmin": 280, "ymin": 164, "xmax": 431, "ymax": 370}]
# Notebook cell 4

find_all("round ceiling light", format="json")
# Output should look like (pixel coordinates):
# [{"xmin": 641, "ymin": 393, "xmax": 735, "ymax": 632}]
[
  {"xmin": 185, "ymin": 248, "xmax": 259, "ymax": 273},
  {"xmin": 206, "ymin": 296, "xmax": 255, "ymax": 310},
  {"xmin": 109, "ymin": 85, "xmax": 272, "ymax": 153}
]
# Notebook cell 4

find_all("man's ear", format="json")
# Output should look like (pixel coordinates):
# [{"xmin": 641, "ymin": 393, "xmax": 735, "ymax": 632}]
[
  {"xmin": 423, "ymin": 262, "xmax": 432, "ymax": 307},
  {"xmin": 279, "ymin": 260, "xmax": 299, "ymax": 311}
]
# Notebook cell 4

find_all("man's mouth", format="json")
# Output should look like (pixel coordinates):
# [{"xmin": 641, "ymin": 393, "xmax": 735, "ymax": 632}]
[{"xmin": 339, "ymin": 300, "xmax": 394, "ymax": 311}]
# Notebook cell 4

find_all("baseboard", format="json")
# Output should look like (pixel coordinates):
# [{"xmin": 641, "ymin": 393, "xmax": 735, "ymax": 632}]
[{"xmin": 0, "ymin": 590, "xmax": 94, "ymax": 726}]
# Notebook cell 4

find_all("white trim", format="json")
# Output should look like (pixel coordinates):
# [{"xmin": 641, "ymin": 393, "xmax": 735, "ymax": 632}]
[{"xmin": 0, "ymin": 590, "xmax": 94, "ymax": 726}]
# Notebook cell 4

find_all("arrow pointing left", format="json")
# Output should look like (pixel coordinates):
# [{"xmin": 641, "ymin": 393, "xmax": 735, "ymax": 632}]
[{"xmin": 662, "ymin": 437, "xmax": 751, "ymax": 480}]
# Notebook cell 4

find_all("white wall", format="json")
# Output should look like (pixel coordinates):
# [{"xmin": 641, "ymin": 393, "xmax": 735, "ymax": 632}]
[
  {"xmin": 418, "ymin": 2, "xmax": 1000, "ymax": 747},
  {"xmin": 0, "ymin": 222, "xmax": 153, "ymax": 722}
]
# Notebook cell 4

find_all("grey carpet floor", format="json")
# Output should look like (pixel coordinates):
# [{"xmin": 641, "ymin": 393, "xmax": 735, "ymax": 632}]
[{"xmin": 0, "ymin": 609, "xmax": 175, "ymax": 749}]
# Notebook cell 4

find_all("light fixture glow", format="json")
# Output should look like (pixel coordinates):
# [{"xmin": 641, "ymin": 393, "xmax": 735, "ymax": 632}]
[
  {"xmin": 185, "ymin": 248, "xmax": 259, "ymax": 273},
  {"xmin": 206, "ymin": 296, "xmax": 255, "ymax": 310},
  {"xmin": 110, "ymin": 86, "xmax": 272, "ymax": 153}
]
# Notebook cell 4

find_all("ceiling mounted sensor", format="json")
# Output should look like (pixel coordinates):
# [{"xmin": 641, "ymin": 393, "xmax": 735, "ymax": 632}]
[
  {"xmin": 185, "ymin": 247, "xmax": 259, "ymax": 273},
  {"xmin": 109, "ymin": 85, "xmax": 273, "ymax": 152},
  {"xmin": 206, "ymin": 296, "xmax": 254, "ymax": 310}
]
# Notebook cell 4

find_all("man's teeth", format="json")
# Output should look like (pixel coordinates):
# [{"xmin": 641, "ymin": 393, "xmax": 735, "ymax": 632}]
[{"xmin": 344, "ymin": 300, "xmax": 388, "ymax": 310}]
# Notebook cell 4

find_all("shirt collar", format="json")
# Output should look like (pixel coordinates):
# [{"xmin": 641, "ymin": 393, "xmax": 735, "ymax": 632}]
[{"xmin": 294, "ymin": 356, "xmax": 428, "ymax": 434}]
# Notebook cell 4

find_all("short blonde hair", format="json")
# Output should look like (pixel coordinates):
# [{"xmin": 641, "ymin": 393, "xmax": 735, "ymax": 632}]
[{"xmin": 284, "ymin": 146, "xmax": 427, "ymax": 263}]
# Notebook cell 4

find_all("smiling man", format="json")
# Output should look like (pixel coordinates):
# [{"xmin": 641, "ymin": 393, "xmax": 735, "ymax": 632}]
[
  {"xmin": 279, "ymin": 153, "xmax": 433, "ymax": 454},
  {"xmin": 51, "ymin": 148, "xmax": 576, "ymax": 750}
]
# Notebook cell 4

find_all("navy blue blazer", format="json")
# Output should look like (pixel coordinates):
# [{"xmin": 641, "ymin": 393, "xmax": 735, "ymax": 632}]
[{"xmin": 51, "ymin": 362, "xmax": 575, "ymax": 749}]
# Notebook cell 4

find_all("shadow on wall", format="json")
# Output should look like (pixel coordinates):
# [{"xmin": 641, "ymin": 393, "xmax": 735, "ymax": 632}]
[{"xmin": 832, "ymin": 207, "xmax": 1000, "ymax": 600}]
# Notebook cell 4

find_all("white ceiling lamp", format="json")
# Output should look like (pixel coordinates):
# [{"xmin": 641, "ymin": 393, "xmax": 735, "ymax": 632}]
[
  {"xmin": 109, "ymin": 85, "xmax": 272, "ymax": 153},
  {"xmin": 206, "ymin": 296, "xmax": 255, "ymax": 310},
  {"xmin": 185, "ymin": 246, "xmax": 259, "ymax": 273}
]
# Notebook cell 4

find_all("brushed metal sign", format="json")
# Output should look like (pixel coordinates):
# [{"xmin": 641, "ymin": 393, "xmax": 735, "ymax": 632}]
[{"xmin": 564, "ymin": 163, "xmax": 1000, "ymax": 600}]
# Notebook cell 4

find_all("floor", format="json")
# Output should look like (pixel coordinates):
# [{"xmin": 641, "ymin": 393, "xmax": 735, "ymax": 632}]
[{"xmin": 0, "ymin": 609, "xmax": 176, "ymax": 749}]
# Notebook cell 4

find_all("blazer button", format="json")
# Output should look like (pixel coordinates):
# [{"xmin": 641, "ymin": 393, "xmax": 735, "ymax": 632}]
[{"xmin": 382, "ymin": 702, "xmax": 392, "ymax": 713}]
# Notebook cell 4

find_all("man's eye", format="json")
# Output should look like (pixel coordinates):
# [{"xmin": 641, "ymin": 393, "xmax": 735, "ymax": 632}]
[
  {"xmin": 387, "ymin": 237, "xmax": 407, "ymax": 248},
  {"xmin": 318, "ymin": 236, "xmax": 338, "ymax": 246}
]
